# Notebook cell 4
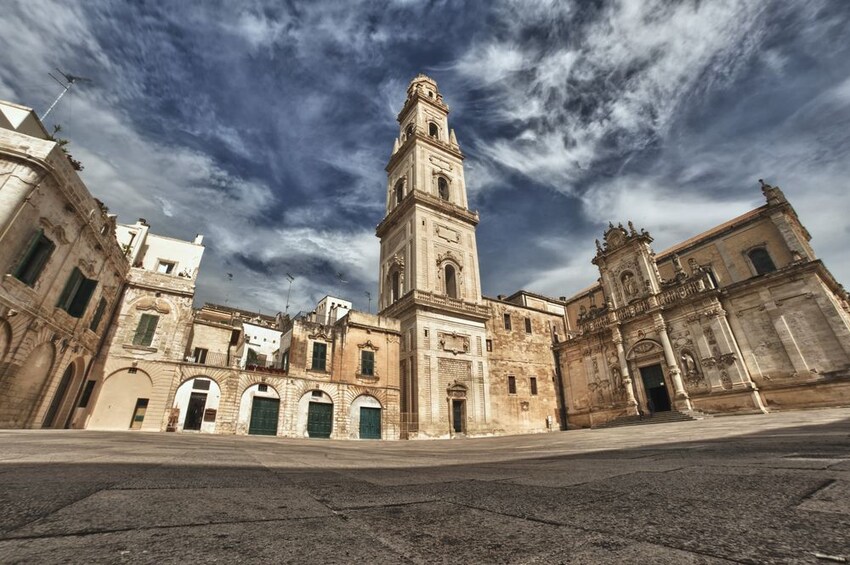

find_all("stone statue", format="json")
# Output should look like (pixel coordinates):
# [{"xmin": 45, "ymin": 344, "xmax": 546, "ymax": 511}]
[
  {"xmin": 680, "ymin": 351, "xmax": 698, "ymax": 376},
  {"xmin": 622, "ymin": 272, "xmax": 637, "ymax": 297}
]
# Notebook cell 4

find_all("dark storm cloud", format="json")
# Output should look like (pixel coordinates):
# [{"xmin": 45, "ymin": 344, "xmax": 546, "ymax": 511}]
[{"xmin": 1, "ymin": 0, "xmax": 849, "ymax": 312}]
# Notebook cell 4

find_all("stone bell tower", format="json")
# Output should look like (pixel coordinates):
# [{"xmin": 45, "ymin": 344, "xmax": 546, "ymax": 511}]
[{"xmin": 376, "ymin": 75, "xmax": 492, "ymax": 438}]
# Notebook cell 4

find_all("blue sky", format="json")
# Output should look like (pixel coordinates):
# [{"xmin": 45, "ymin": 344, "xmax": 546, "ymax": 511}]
[{"xmin": 2, "ymin": 1, "xmax": 849, "ymax": 314}]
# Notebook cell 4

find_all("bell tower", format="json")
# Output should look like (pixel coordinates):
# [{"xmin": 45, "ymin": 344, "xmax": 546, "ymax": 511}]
[{"xmin": 376, "ymin": 75, "xmax": 492, "ymax": 438}]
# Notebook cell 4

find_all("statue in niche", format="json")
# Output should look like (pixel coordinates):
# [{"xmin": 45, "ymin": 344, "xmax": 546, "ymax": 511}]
[
  {"xmin": 621, "ymin": 272, "xmax": 638, "ymax": 298},
  {"xmin": 680, "ymin": 351, "xmax": 698, "ymax": 377}
]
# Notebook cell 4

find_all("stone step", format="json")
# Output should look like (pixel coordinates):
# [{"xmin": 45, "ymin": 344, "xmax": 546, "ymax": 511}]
[{"xmin": 594, "ymin": 410, "xmax": 699, "ymax": 429}]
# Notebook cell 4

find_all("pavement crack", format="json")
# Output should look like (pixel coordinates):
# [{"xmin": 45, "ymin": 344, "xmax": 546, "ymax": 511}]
[{"xmin": 799, "ymin": 478, "xmax": 836, "ymax": 502}]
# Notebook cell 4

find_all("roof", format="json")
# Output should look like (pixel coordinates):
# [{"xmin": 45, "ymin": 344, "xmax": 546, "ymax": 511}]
[{"xmin": 656, "ymin": 206, "xmax": 766, "ymax": 261}]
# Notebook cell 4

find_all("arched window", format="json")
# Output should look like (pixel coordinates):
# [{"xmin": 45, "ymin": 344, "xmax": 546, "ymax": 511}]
[
  {"xmin": 445, "ymin": 264, "xmax": 457, "ymax": 298},
  {"xmin": 438, "ymin": 177, "xmax": 449, "ymax": 201},
  {"xmin": 394, "ymin": 179, "xmax": 404, "ymax": 206},
  {"xmin": 748, "ymin": 247, "xmax": 777, "ymax": 275},
  {"xmin": 405, "ymin": 123, "xmax": 414, "ymax": 139},
  {"xmin": 391, "ymin": 270, "xmax": 401, "ymax": 303},
  {"xmin": 429, "ymin": 122, "xmax": 438, "ymax": 138}
]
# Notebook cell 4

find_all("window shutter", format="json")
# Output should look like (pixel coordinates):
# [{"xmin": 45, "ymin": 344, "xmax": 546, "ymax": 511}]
[
  {"xmin": 133, "ymin": 314, "xmax": 159, "ymax": 347},
  {"xmin": 89, "ymin": 298, "xmax": 108, "ymax": 331},
  {"xmin": 12, "ymin": 229, "xmax": 43, "ymax": 279},
  {"xmin": 57, "ymin": 268, "xmax": 83, "ymax": 311},
  {"xmin": 68, "ymin": 277, "xmax": 97, "ymax": 318}
]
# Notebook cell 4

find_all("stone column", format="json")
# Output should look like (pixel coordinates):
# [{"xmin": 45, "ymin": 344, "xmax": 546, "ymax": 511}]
[
  {"xmin": 611, "ymin": 326, "xmax": 638, "ymax": 413},
  {"xmin": 653, "ymin": 312, "xmax": 692, "ymax": 410}
]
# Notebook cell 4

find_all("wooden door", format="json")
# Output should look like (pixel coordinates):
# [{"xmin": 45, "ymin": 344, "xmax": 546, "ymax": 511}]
[
  {"xmin": 307, "ymin": 402, "xmax": 333, "ymax": 438},
  {"xmin": 248, "ymin": 397, "xmax": 280, "ymax": 436},
  {"xmin": 359, "ymin": 407, "xmax": 381, "ymax": 439}
]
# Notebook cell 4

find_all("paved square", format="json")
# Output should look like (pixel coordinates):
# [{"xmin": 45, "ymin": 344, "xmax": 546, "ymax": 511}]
[{"xmin": 0, "ymin": 409, "xmax": 848, "ymax": 564}]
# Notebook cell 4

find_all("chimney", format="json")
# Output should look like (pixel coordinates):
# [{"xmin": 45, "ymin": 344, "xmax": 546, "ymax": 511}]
[{"xmin": 193, "ymin": 234, "xmax": 204, "ymax": 245}]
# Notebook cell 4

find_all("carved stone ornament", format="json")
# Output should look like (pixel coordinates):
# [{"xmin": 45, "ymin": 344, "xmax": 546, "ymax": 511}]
[
  {"xmin": 436, "ymin": 250, "xmax": 462, "ymax": 268},
  {"xmin": 38, "ymin": 217, "xmax": 70, "ymax": 245},
  {"xmin": 78, "ymin": 258, "xmax": 97, "ymax": 278},
  {"xmin": 308, "ymin": 330, "xmax": 331, "ymax": 342},
  {"xmin": 627, "ymin": 339, "xmax": 662, "ymax": 359},
  {"xmin": 447, "ymin": 380, "xmax": 468, "ymax": 399},
  {"xmin": 357, "ymin": 340, "xmax": 379, "ymax": 352},
  {"xmin": 389, "ymin": 254, "xmax": 405, "ymax": 269},
  {"xmin": 439, "ymin": 332, "xmax": 470, "ymax": 355},
  {"xmin": 435, "ymin": 224, "xmax": 460, "ymax": 243},
  {"xmin": 134, "ymin": 296, "xmax": 171, "ymax": 314}
]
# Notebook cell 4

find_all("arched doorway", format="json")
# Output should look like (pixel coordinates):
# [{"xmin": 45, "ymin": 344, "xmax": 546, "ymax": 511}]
[
  {"xmin": 88, "ymin": 369, "xmax": 153, "ymax": 430},
  {"xmin": 172, "ymin": 377, "xmax": 221, "ymax": 433},
  {"xmin": 6, "ymin": 342, "xmax": 55, "ymax": 427},
  {"xmin": 351, "ymin": 395, "xmax": 382, "ymax": 439},
  {"xmin": 627, "ymin": 339, "xmax": 671, "ymax": 414},
  {"xmin": 298, "ymin": 390, "xmax": 333, "ymax": 438},
  {"xmin": 239, "ymin": 383, "xmax": 280, "ymax": 436}
]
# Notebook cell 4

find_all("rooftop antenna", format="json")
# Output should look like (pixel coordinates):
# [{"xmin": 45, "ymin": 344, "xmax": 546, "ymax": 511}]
[
  {"xmin": 43, "ymin": 69, "xmax": 92, "ymax": 120},
  {"xmin": 365, "ymin": 291, "xmax": 372, "ymax": 314},
  {"xmin": 284, "ymin": 273, "xmax": 295, "ymax": 314}
]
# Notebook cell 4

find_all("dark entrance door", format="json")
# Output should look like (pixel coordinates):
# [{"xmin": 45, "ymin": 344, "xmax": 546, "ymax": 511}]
[
  {"xmin": 359, "ymin": 407, "xmax": 381, "ymax": 439},
  {"xmin": 307, "ymin": 402, "xmax": 333, "ymax": 438},
  {"xmin": 184, "ymin": 392, "xmax": 207, "ymax": 430},
  {"xmin": 248, "ymin": 397, "xmax": 279, "ymax": 436},
  {"xmin": 42, "ymin": 364, "xmax": 75, "ymax": 428},
  {"xmin": 452, "ymin": 400, "xmax": 464, "ymax": 433},
  {"xmin": 639, "ymin": 364, "xmax": 672, "ymax": 413}
]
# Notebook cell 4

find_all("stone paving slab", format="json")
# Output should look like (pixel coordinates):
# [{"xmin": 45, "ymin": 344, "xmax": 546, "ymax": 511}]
[
  {"xmin": 0, "ymin": 517, "xmax": 409, "ymax": 564},
  {"xmin": 9, "ymin": 486, "xmax": 333, "ymax": 538}
]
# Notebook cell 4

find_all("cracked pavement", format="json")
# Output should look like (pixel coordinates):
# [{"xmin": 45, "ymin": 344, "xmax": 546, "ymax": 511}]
[{"xmin": 0, "ymin": 408, "xmax": 848, "ymax": 564}]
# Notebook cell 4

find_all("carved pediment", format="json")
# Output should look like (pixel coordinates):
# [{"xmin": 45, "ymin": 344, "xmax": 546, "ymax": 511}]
[
  {"xmin": 447, "ymin": 380, "xmax": 467, "ymax": 398},
  {"xmin": 358, "ymin": 340, "xmax": 379, "ymax": 352},
  {"xmin": 134, "ymin": 296, "xmax": 171, "ymax": 314},
  {"xmin": 308, "ymin": 330, "xmax": 331, "ymax": 342},
  {"xmin": 626, "ymin": 339, "xmax": 662, "ymax": 360},
  {"xmin": 39, "ymin": 217, "xmax": 70, "ymax": 245},
  {"xmin": 436, "ymin": 250, "xmax": 462, "ymax": 268},
  {"xmin": 78, "ymin": 258, "xmax": 97, "ymax": 278}
]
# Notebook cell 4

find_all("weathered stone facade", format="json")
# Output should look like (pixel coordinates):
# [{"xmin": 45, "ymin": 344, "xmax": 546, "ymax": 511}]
[
  {"xmin": 0, "ymin": 101, "xmax": 127, "ymax": 429},
  {"xmin": 556, "ymin": 182, "xmax": 850, "ymax": 428}
]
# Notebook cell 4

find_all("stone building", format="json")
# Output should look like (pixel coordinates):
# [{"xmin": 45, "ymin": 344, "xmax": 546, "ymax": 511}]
[
  {"xmin": 0, "ymin": 101, "xmax": 127, "ymax": 429},
  {"xmin": 84, "ymin": 219, "xmax": 205, "ymax": 430},
  {"xmin": 556, "ymin": 181, "xmax": 850, "ymax": 427}
]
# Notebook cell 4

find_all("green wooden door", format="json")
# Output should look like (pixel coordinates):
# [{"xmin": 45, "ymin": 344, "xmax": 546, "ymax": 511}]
[
  {"xmin": 248, "ymin": 397, "xmax": 279, "ymax": 436},
  {"xmin": 359, "ymin": 407, "xmax": 381, "ymax": 439},
  {"xmin": 307, "ymin": 402, "xmax": 333, "ymax": 438}
]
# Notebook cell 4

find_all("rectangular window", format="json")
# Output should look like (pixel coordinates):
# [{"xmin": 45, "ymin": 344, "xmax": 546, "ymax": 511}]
[
  {"xmin": 192, "ymin": 347, "xmax": 208, "ymax": 364},
  {"xmin": 525, "ymin": 317, "xmax": 532, "ymax": 334},
  {"xmin": 132, "ymin": 314, "xmax": 159, "ymax": 347},
  {"xmin": 486, "ymin": 339, "xmax": 493, "ymax": 352},
  {"xmin": 12, "ymin": 229, "xmax": 55, "ymax": 286},
  {"xmin": 282, "ymin": 349, "xmax": 290, "ymax": 371},
  {"xmin": 157, "ymin": 261, "xmax": 176, "ymax": 274},
  {"xmin": 89, "ymin": 297, "xmax": 108, "ymax": 332},
  {"xmin": 530, "ymin": 377, "xmax": 538, "ymax": 395},
  {"xmin": 56, "ymin": 267, "xmax": 97, "ymax": 318},
  {"xmin": 503, "ymin": 313, "xmax": 512, "ymax": 330},
  {"xmin": 258, "ymin": 384, "xmax": 268, "ymax": 392},
  {"xmin": 508, "ymin": 375, "xmax": 517, "ymax": 394},
  {"xmin": 78, "ymin": 380, "xmax": 97, "ymax": 408},
  {"xmin": 361, "ymin": 350, "xmax": 375, "ymax": 376},
  {"xmin": 311, "ymin": 342, "xmax": 327, "ymax": 371},
  {"xmin": 193, "ymin": 379, "xmax": 211, "ymax": 391}
]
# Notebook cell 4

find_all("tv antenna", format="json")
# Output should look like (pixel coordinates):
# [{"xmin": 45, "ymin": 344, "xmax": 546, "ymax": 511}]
[
  {"xmin": 365, "ymin": 291, "xmax": 372, "ymax": 314},
  {"xmin": 42, "ymin": 69, "xmax": 92, "ymax": 120},
  {"xmin": 284, "ymin": 273, "xmax": 295, "ymax": 314}
]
